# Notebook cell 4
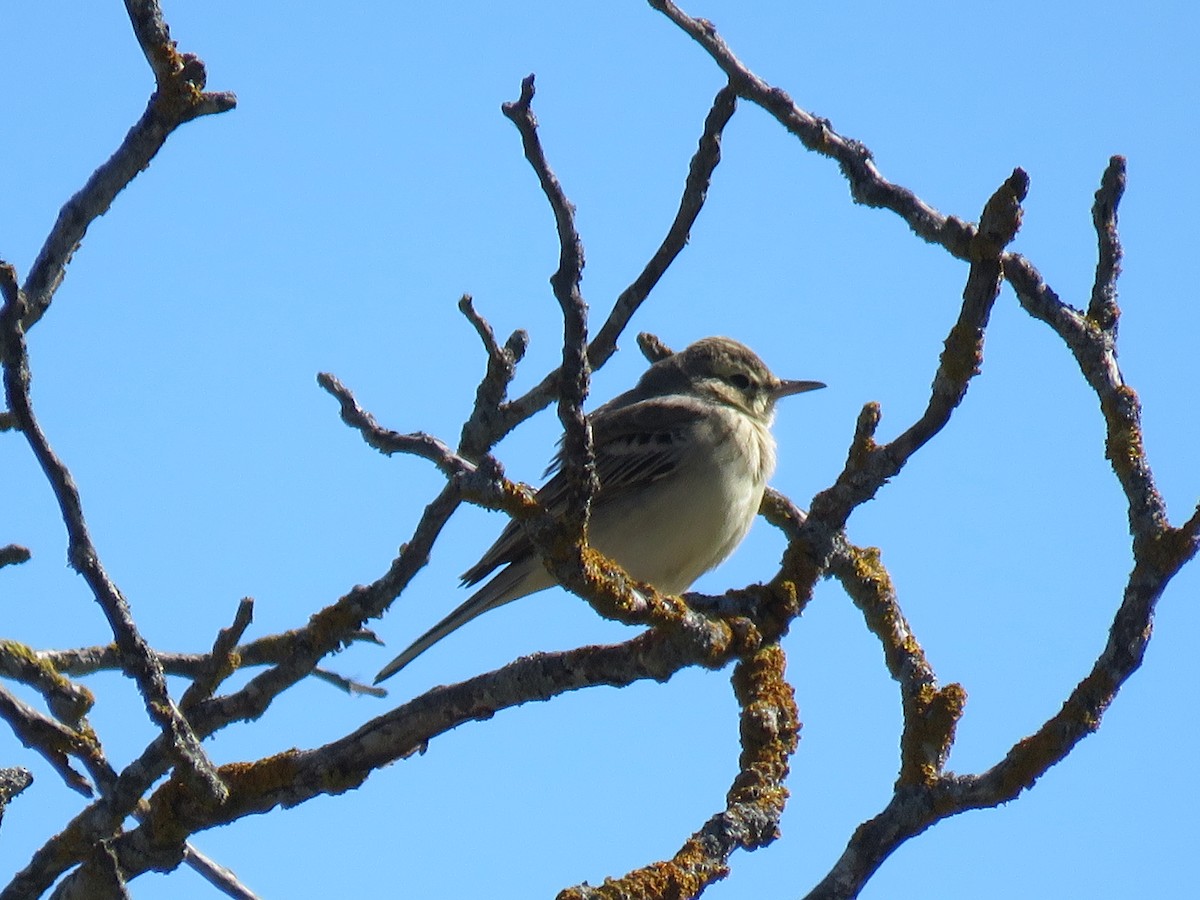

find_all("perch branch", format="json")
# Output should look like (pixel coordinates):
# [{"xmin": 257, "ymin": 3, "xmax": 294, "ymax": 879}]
[
  {"xmin": 58, "ymin": 633, "xmax": 727, "ymax": 885},
  {"xmin": 559, "ymin": 644, "xmax": 800, "ymax": 900},
  {"xmin": 319, "ymin": 370, "xmax": 733, "ymax": 658}
]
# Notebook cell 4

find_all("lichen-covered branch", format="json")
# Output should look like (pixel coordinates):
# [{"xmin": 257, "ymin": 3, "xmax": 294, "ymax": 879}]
[
  {"xmin": 59, "ymin": 635, "xmax": 708, "ymax": 885},
  {"xmin": 808, "ymin": 169, "xmax": 1027, "ymax": 532},
  {"xmin": 640, "ymin": 9, "xmax": 1197, "ymax": 894},
  {"xmin": 559, "ymin": 644, "xmax": 800, "ymax": 900}
]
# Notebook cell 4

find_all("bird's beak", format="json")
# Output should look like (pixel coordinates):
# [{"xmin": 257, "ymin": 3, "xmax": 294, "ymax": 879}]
[{"xmin": 774, "ymin": 379, "xmax": 826, "ymax": 400}]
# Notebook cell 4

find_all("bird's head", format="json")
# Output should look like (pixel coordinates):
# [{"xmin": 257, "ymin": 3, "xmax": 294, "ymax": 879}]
[{"xmin": 637, "ymin": 336, "xmax": 825, "ymax": 421}]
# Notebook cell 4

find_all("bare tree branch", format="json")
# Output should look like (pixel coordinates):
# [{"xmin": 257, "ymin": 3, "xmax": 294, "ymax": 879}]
[
  {"xmin": 1003, "ymin": 273, "xmax": 1173, "ymax": 543},
  {"xmin": 1, "ymin": 269, "xmax": 225, "ymax": 808},
  {"xmin": 320, "ymin": 372, "xmax": 482, "ymax": 477},
  {"xmin": 5, "ymin": 3, "xmax": 1195, "ymax": 897},
  {"xmin": 647, "ymin": 0, "xmax": 975, "ymax": 258},
  {"xmin": 37, "ymin": 638, "xmax": 381, "ymax": 694},
  {"xmin": 591, "ymin": 86, "xmax": 738, "ymax": 366},
  {"xmin": 179, "ymin": 599, "xmax": 256, "ymax": 712},
  {"xmin": 67, "ymin": 636, "xmax": 707, "ymax": 884},
  {"xmin": 807, "ymin": 168, "xmax": 1027, "ymax": 534},
  {"xmin": 502, "ymin": 74, "xmax": 597, "ymax": 541},
  {"xmin": 179, "ymin": 845, "xmax": 262, "ymax": 900},
  {"xmin": 21, "ymin": 8, "xmax": 235, "ymax": 329},
  {"xmin": 457, "ymin": 294, "xmax": 529, "ymax": 461},
  {"xmin": 0, "ymin": 641, "xmax": 94, "ymax": 727},
  {"xmin": 0, "ymin": 687, "xmax": 93, "ymax": 797},
  {"xmin": 50, "ymin": 841, "xmax": 131, "ymax": 900},
  {"xmin": 494, "ymin": 82, "xmax": 738, "ymax": 439}
]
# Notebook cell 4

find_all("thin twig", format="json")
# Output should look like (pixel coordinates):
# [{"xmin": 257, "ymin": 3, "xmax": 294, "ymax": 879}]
[
  {"xmin": 1087, "ymin": 155, "xmax": 1126, "ymax": 330},
  {"xmin": 809, "ymin": 169, "xmax": 1027, "ymax": 532},
  {"xmin": 590, "ymin": 85, "xmax": 739, "ymax": 367},
  {"xmin": 501, "ymin": 74, "xmax": 597, "ymax": 538},
  {"xmin": 497, "ymin": 83, "xmax": 738, "ymax": 435},
  {"xmin": 0, "ymin": 687, "xmax": 93, "ymax": 797},
  {"xmin": 180, "ymin": 599, "xmax": 255, "ymax": 712},
  {"xmin": 180, "ymin": 845, "xmax": 262, "ymax": 900},
  {"xmin": 456, "ymin": 294, "xmax": 528, "ymax": 461},
  {"xmin": 317, "ymin": 373, "xmax": 478, "ymax": 477}
]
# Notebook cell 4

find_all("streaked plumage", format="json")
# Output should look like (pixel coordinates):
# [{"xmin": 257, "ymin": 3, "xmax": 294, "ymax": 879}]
[{"xmin": 375, "ymin": 337, "xmax": 823, "ymax": 683}]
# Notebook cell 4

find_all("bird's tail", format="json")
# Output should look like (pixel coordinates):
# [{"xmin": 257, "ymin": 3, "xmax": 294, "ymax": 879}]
[{"xmin": 373, "ymin": 565, "xmax": 531, "ymax": 684}]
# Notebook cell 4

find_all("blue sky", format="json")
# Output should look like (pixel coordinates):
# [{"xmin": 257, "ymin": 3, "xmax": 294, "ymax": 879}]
[{"xmin": 2, "ymin": 2, "xmax": 1197, "ymax": 897}]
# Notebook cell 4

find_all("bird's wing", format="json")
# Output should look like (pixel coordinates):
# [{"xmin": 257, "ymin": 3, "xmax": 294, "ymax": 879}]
[{"xmin": 460, "ymin": 397, "xmax": 704, "ymax": 587}]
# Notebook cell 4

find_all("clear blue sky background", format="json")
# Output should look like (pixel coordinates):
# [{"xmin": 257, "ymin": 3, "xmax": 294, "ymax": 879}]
[{"xmin": 3, "ymin": 2, "xmax": 1197, "ymax": 898}]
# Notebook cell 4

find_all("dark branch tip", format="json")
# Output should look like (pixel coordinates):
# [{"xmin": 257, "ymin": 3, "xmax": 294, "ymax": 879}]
[
  {"xmin": 178, "ymin": 53, "xmax": 207, "ymax": 91},
  {"xmin": 0, "ymin": 544, "xmax": 33, "ymax": 568},
  {"xmin": 848, "ymin": 402, "xmax": 882, "ymax": 468},
  {"xmin": 505, "ymin": 329, "xmax": 529, "ymax": 363},
  {"xmin": 315, "ymin": 371, "xmax": 339, "ymax": 395},
  {"xmin": 976, "ymin": 168, "xmax": 1029, "ymax": 253},
  {"xmin": 502, "ymin": 73, "xmax": 537, "ymax": 119},
  {"xmin": 636, "ymin": 332, "xmax": 674, "ymax": 363}
]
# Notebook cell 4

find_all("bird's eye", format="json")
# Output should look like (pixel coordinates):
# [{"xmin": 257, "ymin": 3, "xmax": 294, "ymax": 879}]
[{"xmin": 725, "ymin": 372, "xmax": 752, "ymax": 390}]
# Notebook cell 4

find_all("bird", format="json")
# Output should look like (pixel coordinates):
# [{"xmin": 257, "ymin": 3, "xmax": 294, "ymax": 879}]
[{"xmin": 374, "ymin": 336, "xmax": 824, "ymax": 683}]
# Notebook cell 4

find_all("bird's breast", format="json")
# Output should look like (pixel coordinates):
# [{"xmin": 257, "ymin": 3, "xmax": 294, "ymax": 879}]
[{"xmin": 589, "ymin": 408, "xmax": 775, "ymax": 595}]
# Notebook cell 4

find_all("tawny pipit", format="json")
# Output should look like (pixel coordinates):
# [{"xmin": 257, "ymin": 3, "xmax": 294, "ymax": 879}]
[{"xmin": 375, "ymin": 336, "xmax": 824, "ymax": 683}]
